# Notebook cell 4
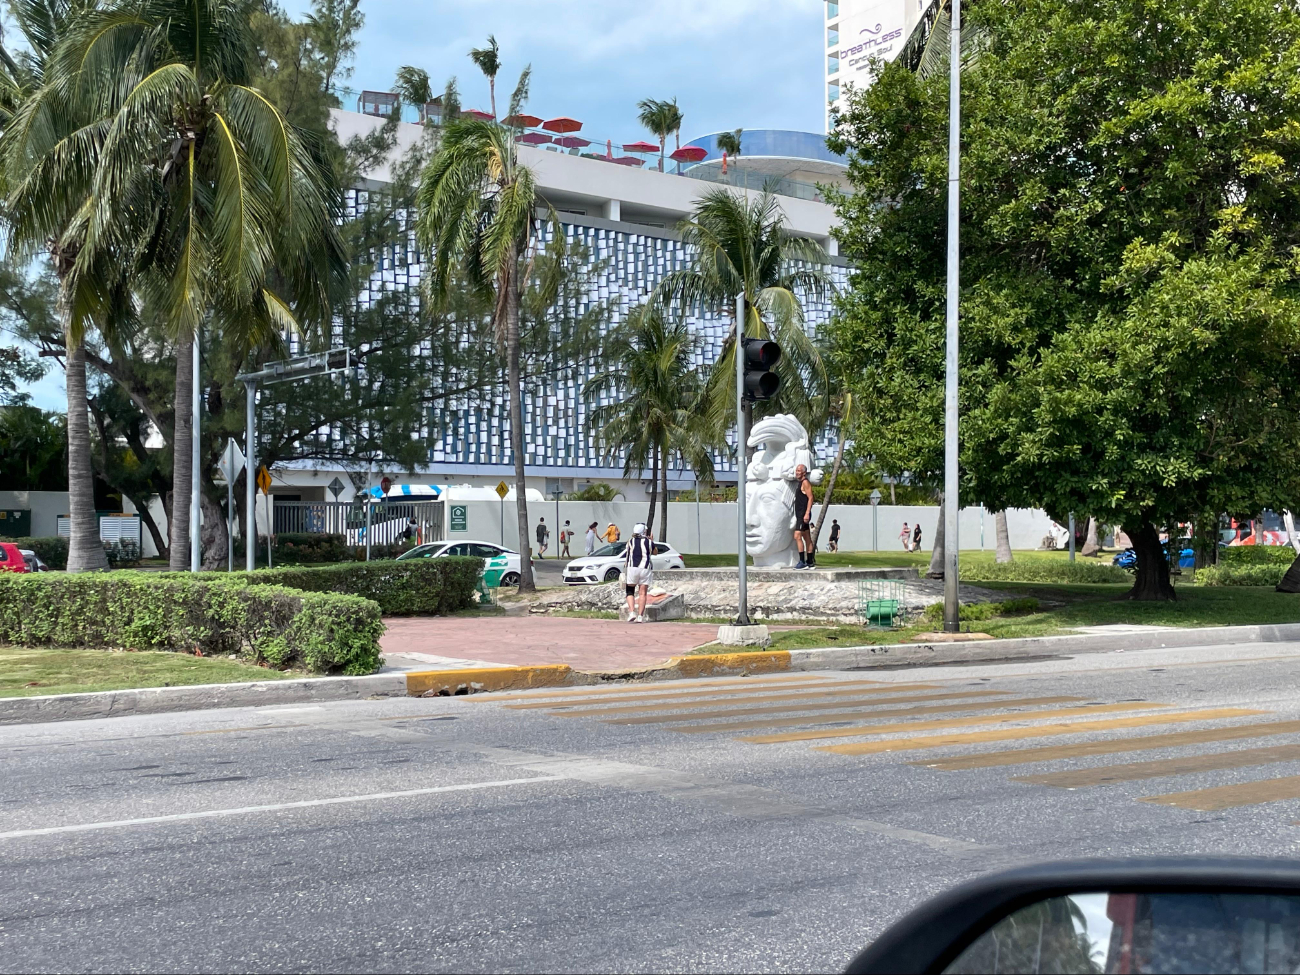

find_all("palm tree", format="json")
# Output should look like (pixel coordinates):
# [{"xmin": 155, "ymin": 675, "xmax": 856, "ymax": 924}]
[
  {"xmin": 60, "ymin": 0, "xmax": 345, "ymax": 571},
  {"xmin": 0, "ymin": 0, "xmax": 112, "ymax": 572},
  {"xmin": 657, "ymin": 188, "xmax": 831, "ymax": 445},
  {"xmin": 468, "ymin": 35, "xmax": 501, "ymax": 118},
  {"xmin": 584, "ymin": 304, "xmax": 703, "ymax": 541},
  {"xmin": 393, "ymin": 65, "xmax": 432, "ymax": 122},
  {"xmin": 716, "ymin": 128, "xmax": 743, "ymax": 158},
  {"xmin": 637, "ymin": 98, "xmax": 677, "ymax": 173},
  {"xmin": 416, "ymin": 68, "xmax": 539, "ymax": 591}
]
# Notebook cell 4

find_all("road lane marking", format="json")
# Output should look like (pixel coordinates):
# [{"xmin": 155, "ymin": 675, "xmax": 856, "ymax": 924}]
[
  {"xmin": 504, "ymin": 679, "xmax": 935, "ymax": 712},
  {"xmin": 0, "ymin": 777, "xmax": 559, "ymax": 840},
  {"xmin": 1139, "ymin": 775, "xmax": 1300, "ymax": 811},
  {"xmin": 739, "ymin": 702, "xmax": 1170, "ymax": 744},
  {"xmin": 609, "ymin": 690, "xmax": 1019, "ymax": 726},
  {"xmin": 535, "ymin": 683, "xmax": 949, "ymax": 717},
  {"xmin": 1013, "ymin": 744, "xmax": 1300, "ymax": 788},
  {"xmin": 817, "ymin": 709, "xmax": 1268, "ymax": 757},
  {"xmin": 668, "ymin": 696, "xmax": 1086, "ymax": 735},
  {"xmin": 475, "ymin": 674, "xmax": 828, "ymax": 702},
  {"xmin": 914, "ymin": 719, "xmax": 1300, "ymax": 771}
]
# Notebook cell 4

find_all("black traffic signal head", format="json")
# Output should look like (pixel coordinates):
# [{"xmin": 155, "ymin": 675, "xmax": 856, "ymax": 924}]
[{"xmin": 742, "ymin": 337, "xmax": 781, "ymax": 401}]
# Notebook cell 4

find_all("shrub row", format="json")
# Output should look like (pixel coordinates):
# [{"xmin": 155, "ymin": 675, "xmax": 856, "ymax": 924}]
[
  {"xmin": 0, "ymin": 574, "xmax": 382, "ymax": 674},
  {"xmin": 959, "ymin": 560, "xmax": 1130, "ymax": 584},
  {"xmin": 921, "ymin": 597, "xmax": 1041, "ymax": 623},
  {"xmin": 1218, "ymin": 546, "xmax": 1298, "ymax": 567},
  {"xmin": 1195, "ymin": 564, "xmax": 1289, "ymax": 587},
  {"xmin": 217, "ymin": 557, "xmax": 482, "ymax": 616},
  {"xmin": 0, "ymin": 536, "xmax": 68, "ymax": 570}
]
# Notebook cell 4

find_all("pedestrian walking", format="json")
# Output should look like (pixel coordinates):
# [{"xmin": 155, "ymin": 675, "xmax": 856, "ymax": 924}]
[
  {"xmin": 828, "ymin": 519, "xmax": 841, "ymax": 553},
  {"xmin": 794, "ymin": 464, "xmax": 816, "ymax": 569},
  {"xmin": 536, "ymin": 518, "xmax": 550, "ymax": 558},
  {"xmin": 900, "ymin": 522, "xmax": 911, "ymax": 552},
  {"xmin": 585, "ymin": 522, "xmax": 598, "ymax": 556},
  {"xmin": 603, "ymin": 522, "xmax": 621, "ymax": 544},
  {"xmin": 560, "ymin": 520, "xmax": 573, "ymax": 558},
  {"xmin": 624, "ymin": 522, "xmax": 654, "ymax": 623},
  {"xmin": 913, "ymin": 522, "xmax": 922, "ymax": 552}
]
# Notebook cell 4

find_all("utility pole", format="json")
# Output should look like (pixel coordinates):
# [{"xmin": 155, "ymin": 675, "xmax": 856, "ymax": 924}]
[
  {"xmin": 735, "ymin": 293, "xmax": 750, "ymax": 626},
  {"xmin": 942, "ymin": 0, "xmax": 963, "ymax": 633},
  {"xmin": 190, "ymin": 337, "xmax": 201, "ymax": 573}
]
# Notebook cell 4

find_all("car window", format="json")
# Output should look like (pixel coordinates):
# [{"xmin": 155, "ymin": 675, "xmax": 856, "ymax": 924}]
[
  {"xmin": 0, "ymin": 546, "xmax": 7, "ymax": 562},
  {"xmin": 469, "ymin": 544, "xmax": 502, "ymax": 558},
  {"xmin": 442, "ymin": 544, "xmax": 469, "ymax": 556},
  {"xmin": 653, "ymin": 543, "xmax": 669, "ymax": 555},
  {"xmin": 591, "ymin": 542, "xmax": 626, "ymax": 558}
]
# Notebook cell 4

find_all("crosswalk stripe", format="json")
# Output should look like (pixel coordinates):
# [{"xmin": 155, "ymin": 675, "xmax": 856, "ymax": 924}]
[
  {"xmin": 1139, "ymin": 775, "xmax": 1300, "ymax": 811},
  {"xmin": 503, "ymin": 679, "xmax": 923, "ymax": 711},
  {"xmin": 913, "ymin": 719, "xmax": 1300, "ymax": 771},
  {"xmin": 739, "ymin": 702, "xmax": 1170, "ymax": 744},
  {"xmin": 815, "ymin": 709, "xmax": 1267, "ymax": 757},
  {"xmin": 607, "ymin": 690, "xmax": 1019, "ymax": 727},
  {"xmin": 1013, "ymin": 743, "xmax": 1300, "ymax": 788},
  {"xmin": 667, "ymin": 696, "xmax": 1086, "ymax": 735},
  {"xmin": 532, "ymin": 683, "xmax": 948, "ymax": 718},
  {"xmin": 476, "ymin": 674, "xmax": 826, "ymax": 702}
]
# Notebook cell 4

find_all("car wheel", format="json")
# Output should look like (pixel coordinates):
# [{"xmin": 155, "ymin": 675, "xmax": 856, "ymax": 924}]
[
  {"xmin": 603, "ymin": 567, "xmax": 621, "ymax": 582},
  {"xmin": 500, "ymin": 571, "xmax": 520, "ymax": 587}
]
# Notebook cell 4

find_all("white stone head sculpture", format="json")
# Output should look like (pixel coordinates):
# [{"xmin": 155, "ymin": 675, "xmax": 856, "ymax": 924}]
[{"xmin": 744, "ymin": 413, "xmax": 824, "ymax": 568}]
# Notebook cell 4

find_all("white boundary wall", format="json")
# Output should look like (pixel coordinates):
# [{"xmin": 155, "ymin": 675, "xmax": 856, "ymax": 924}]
[{"xmin": 449, "ymin": 500, "xmax": 1055, "ymax": 556}]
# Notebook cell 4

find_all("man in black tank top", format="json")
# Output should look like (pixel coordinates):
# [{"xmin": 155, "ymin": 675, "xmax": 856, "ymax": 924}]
[{"xmin": 794, "ymin": 464, "xmax": 816, "ymax": 569}]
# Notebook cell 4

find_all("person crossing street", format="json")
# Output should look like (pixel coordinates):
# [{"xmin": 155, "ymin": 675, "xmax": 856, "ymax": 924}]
[{"xmin": 623, "ymin": 523, "xmax": 654, "ymax": 622}]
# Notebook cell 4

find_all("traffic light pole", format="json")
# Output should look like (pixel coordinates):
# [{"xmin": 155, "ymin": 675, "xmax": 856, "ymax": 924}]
[
  {"xmin": 735, "ymin": 293, "xmax": 750, "ymax": 626},
  {"xmin": 943, "ymin": 0, "xmax": 963, "ymax": 633}
]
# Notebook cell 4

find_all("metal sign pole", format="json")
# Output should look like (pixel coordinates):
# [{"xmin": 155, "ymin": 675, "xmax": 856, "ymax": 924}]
[
  {"xmin": 245, "ymin": 382, "xmax": 256, "ymax": 572},
  {"xmin": 226, "ymin": 440, "xmax": 233, "ymax": 571},
  {"xmin": 735, "ymin": 293, "xmax": 750, "ymax": 626},
  {"xmin": 942, "ymin": 0, "xmax": 963, "ymax": 633}
]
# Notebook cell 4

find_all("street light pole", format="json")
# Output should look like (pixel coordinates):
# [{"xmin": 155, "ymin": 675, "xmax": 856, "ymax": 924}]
[
  {"xmin": 190, "ymin": 335, "xmax": 201, "ymax": 572},
  {"xmin": 942, "ymin": 0, "xmax": 963, "ymax": 634},
  {"xmin": 735, "ymin": 292, "xmax": 750, "ymax": 626},
  {"xmin": 245, "ymin": 381, "xmax": 256, "ymax": 572}
]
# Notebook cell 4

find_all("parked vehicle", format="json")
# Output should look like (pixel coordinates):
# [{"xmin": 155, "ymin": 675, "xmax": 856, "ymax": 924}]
[
  {"xmin": 1113, "ymin": 544, "xmax": 1195, "ymax": 570},
  {"xmin": 397, "ymin": 539, "xmax": 529, "ymax": 587},
  {"xmin": 563, "ymin": 541, "xmax": 685, "ymax": 584},
  {"xmin": 19, "ymin": 549, "xmax": 48, "ymax": 572},
  {"xmin": 0, "ymin": 542, "xmax": 30, "ymax": 573}
]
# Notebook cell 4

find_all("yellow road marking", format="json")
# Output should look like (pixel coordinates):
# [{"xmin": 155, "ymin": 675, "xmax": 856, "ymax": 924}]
[
  {"xmin": 1014, "ymin": 743, "xmax": 1300, "ymax": 789},
  {"xmin": 1140, "ymin": 775, "xmax": 1300, "ymax": 811},
  {"xmin": 914, "ymin": 719, "xmax": 1300, "ymax": 771},
  {"xmin": 532, "ymin": 682, "xmax": 948, "ymax": 718},
  {"xmin": 739, "ymin": 702, "xmax": 1169, "ymax": 744},
  {"xmin": 475, "ymin": 673, "xmax": 826, "ymax": 702},
  {"xmin": 501, "ymin": 681, "xmax": 941, "ymax": 712},
  {"xmin": 817, "ymin": 709, "xmax": 1267, "ymax": 757},
  {"xmin": 669, "ymin": 696, "xmax": 1085, "ymax": 735},
  {"xmin": 502, "ymin": 678, "xmax": 909, "ymax": 711},
  {"xmin": 610, "ymin": 690, "xmax": 1018, "ymax": 727}
]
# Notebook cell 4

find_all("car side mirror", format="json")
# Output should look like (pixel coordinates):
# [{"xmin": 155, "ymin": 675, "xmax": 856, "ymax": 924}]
[{"xmin": 845, "ymin": 858, "xmax": 1300, "ymax": 975}]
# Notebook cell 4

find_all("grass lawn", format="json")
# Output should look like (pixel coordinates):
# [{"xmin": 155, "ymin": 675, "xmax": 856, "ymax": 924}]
[{"xmin": 0, "ymin": 647, "xmax": 295, "ymax": 698}]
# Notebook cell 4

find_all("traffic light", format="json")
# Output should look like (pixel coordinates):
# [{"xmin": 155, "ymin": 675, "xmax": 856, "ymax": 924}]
[{"xmin": 742, "ymin": 338, "xmax": 781, "ymax": 401}]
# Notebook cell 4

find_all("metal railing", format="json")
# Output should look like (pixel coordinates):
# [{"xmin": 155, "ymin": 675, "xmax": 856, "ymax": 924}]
[
  {"xmin": 680, "ymin": 166, "xmax": 830, "ymax": 202},
  {"xmin": 272, "ymin": 500, "xmax": 445, "ymax": 547}
]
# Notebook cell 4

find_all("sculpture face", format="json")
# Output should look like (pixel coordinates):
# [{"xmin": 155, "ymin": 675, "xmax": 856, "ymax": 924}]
[{"xmin": 743, "ymin": 413, "xmax": 823, "ymax": 568}]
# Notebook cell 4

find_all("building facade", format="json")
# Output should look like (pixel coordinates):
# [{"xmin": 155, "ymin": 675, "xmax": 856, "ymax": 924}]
[{"xmin": 826, "ymin": 0, "xmax": 930, "ymax": 127}]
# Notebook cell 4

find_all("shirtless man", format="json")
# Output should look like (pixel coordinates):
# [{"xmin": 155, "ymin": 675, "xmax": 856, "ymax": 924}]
[{"xmin": 794, "ymin": 463, "xmax": 816, "ymax": 569}]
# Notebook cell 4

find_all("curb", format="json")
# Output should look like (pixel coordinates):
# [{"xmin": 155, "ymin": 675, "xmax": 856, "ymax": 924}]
[{"xmin": 6, "ymin": 623, "xmax": 1299, "ymax": 726}]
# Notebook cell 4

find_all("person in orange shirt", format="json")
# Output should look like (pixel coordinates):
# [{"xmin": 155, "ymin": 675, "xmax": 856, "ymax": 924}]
[{"xmin": 603, "ymin": 523, "xmax": 621, "ymax": 544}]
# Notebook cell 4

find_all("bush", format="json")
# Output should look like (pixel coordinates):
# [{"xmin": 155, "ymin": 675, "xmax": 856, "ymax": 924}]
[
  {"xmin": 105, "ymin": 539, "xmax": 141, "ymax": 568},
  {"xmin": 227, "ymin": 557, "xmax": 482, "ymax": 616},
  {"xmin": 273, "ymin": 533, "xmax": 348, "ymax": 563},
  {"xmin": 0, "ymin": 574, "xmax": 382, "ymax": 674},
  {"xmin": 922, "ymin": 597, "xmax": 1041, "ymax": 623},
  {"xmin": 0, "ymin": 536, "xmax": 68, "ymax": 570},
  {"xmin": 1195, "ymin": 564, "xmax": 1288, "ymax": 587},
  {"xmin": 959, "ymin": 560, "xmax": 1130, "ymax": 584},
  {"xmin": 1218, "ymin": 546, "xmax": 1297, "ymax": 567}
]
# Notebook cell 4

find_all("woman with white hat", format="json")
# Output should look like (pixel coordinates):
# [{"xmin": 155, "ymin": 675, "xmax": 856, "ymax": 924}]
[{"xmin": 624, "ymin": 522, "xmax": 654, "ymax": 622}]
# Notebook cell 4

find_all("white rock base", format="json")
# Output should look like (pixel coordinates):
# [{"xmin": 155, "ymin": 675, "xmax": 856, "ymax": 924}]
[
  {"xmin": 717, "ymin": 624, "xmax": 772, "ymax": 647},
  {"xmin": 618, "ymin": 593, "xmax": 685, "ymax": 622}
]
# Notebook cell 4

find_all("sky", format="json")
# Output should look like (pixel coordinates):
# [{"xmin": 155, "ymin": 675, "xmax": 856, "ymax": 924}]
[{"xmin": 11, "ymin": 0, "xmax": 827, "ymax": 410}]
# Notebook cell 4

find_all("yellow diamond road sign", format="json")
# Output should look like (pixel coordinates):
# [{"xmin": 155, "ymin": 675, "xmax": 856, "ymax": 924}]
[
  {"xmin": 495, "ymin": 480, "xmax": 509, "ymax": 499},
  {"xmin": 256, "ymin": 466, "xmax": 272, "ymax": 495}
]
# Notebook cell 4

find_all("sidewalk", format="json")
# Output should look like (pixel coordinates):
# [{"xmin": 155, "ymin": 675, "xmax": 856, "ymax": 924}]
[{"xmin": 379, "ymin": 615, "xmax": 722, "ymax": 672}]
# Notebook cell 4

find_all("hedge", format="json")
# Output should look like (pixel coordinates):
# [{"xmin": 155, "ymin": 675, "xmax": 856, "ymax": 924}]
[
  {"xmin": 221, "ymin": 557, "xmax": 482, "ymax": 616},
  {"xmin": 0, "ymin": 574, "xmax": 382, "ymax": 674},
  {"xmin": 959, "ymin": 560, "xmax": 1130, "ymax": 584},
  {"xmin": 1195, "ymin": 564, "xmax": 1289, "ymax": 587},
  {"xmin": 0, "ymin": 536, "xmax": 68, "ymax": 570},
  {"xmin": 1219, "ymin": 546, "xmax": 1297, "ymax": 567},
  {"xmin": 921, "ymin": 597, "xmax": 1040, "ymax": 623}
]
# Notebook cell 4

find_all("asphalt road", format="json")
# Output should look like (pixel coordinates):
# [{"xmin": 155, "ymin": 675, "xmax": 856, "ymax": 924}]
[{"xmin": 6, "ymin": 640, "xmax": 1300, "ymax": 973}]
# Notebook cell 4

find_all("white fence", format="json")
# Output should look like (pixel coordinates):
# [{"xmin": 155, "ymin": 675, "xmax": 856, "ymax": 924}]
[{"xmin": 446, "ymin": 499, "xmax": 1056, "ymax": 557}]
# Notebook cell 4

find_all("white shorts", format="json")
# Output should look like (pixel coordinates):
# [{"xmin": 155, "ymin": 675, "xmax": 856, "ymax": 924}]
[{"xmin": 626, "ymin": 566, "xmax": 653, "ymax": 588}]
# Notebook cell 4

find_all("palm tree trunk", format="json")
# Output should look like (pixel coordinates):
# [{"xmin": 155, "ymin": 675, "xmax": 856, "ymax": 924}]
[
  {"xmin": 64, "ymin": 331, "xmax": 108, "ymax": 572},
  {"xmin": 169, "ymin": 330, "xmax": 193, "ymax": 571},
  {"xmin": 1081, "ymin": 516, "xmax": 1100, "ymax": 557},
  {"xmin": 489, "ymin": 79, "xmax": 495, "ymax": 118},
  {"xmin": 811, "ymin": 426, "xmax": 847, "ymax": 550},
  {"xmin": 994, "ymin": 509, "xmax": 1013, "ymax": 563},
  {"xmin": 658, "ymin": 135, "xmax": 665, "ymax": 172},
  {"xmin": 505, "ymin": 255, "xmax": 534, "ymax": 592},
  {"xmin": 927, "ymin": 497, "xmax": 946, "ymax": 578},
  {"xmin": 645, "ymin": 446, "xmax": 659, "ymax": 534},
  {"xmin": 659, "ymin": 446, "xmax": 668, "ymax": 543}
]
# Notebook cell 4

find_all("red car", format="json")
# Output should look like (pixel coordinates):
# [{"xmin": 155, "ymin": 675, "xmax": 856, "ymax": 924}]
[{"xmin": 0, "ymin": 542, "xmax": 29, "ymax": 573}]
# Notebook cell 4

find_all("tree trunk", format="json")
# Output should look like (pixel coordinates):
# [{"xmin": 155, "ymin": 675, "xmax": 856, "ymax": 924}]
[
  {"xmin": 645, "ymin": 446, "xmax": 659, "ymax": 534},
  {"xmin": 994, "ymin": 509, "xmax": 1012, "ymax": 563},
  {"xmin": 489, "ymin": 79, "xmax": 495, "ymax": 119},
  {"xmin": 505, "ymin": 255, "xmax": 534, "ymax": 592},
  {"xmin": 199, "ymin": 488, "xmax": 227, "ymax": 571},
  {"xmin": 889, "ymin": 479, "xmax": 895, "ymax": 505},
  {"xmin": 169, "ymin": 330, "xmax": 193, "ymax": 571},
  {"xmin": 1126, "ymin": 521, "xmax": 1176, "ymax": 601},
  {"xmin": 927, "ymin": 498, "xmax": 945, "ymax": 578},
  {"xmin": 658, "ymin": 135, "xmax": 665, "ymax": 172},
  {"xmin": 64, "ymin": 333, "xmax": 108, "ymax": 572},
  {"xmin": 659, "ymin": 447, "xmax": 668, "ymax": 543},
  {"xmin": 1193, "ymin": 513, "xmax": 1220, "ymax": 570},
  {"xmin": 1081, "ymin": 516, "xmax": 1100, "ymax": 557},
  {"xmin": 811, "ymin": 426, "xmax": 846, "ymax": 550}
]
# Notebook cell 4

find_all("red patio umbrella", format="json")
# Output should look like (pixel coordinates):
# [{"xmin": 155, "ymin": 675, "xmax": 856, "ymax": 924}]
[
  {"xmin": 612, "ymin": 156, "xmax": 646, "ymax": 167},
  {"xmin": 503, "ymin": 113, "xmax": 542, "ymax": 128},
  {"xmin": 554, "ymin": 135, "xmax": 591, "ymax": 149},
  {"xmin": 517, "ymin": 132, "xmax": 553, "ymax": 145},
  {"xmin": 623, "ymin": 141, "xmax": 660, "ymax": 154},
  {"xmin": 670, "ymin": 146, "xmax": 708, "ymax": 163},
  {"xmin": 463, "ymin": 109, "xmax": 494, "ymax": 120},
  {"xmin": 542, "ymin": 117, "xmax": 583, "ymax": 133}
]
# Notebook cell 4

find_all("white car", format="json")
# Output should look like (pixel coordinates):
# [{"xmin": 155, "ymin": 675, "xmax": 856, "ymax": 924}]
[
  {"xmin": 563, "ymin": 540, "xmax": 685, "ymax": 584},
  {"xmin": 397, "ymin": 539, "xmax": 529, "ymax": 586}
]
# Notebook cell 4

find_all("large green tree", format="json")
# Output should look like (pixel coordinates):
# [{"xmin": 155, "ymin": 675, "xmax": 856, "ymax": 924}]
[{"xmin": 828, "ymin": 0, "xmax": 1300, "ymax": 600}]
